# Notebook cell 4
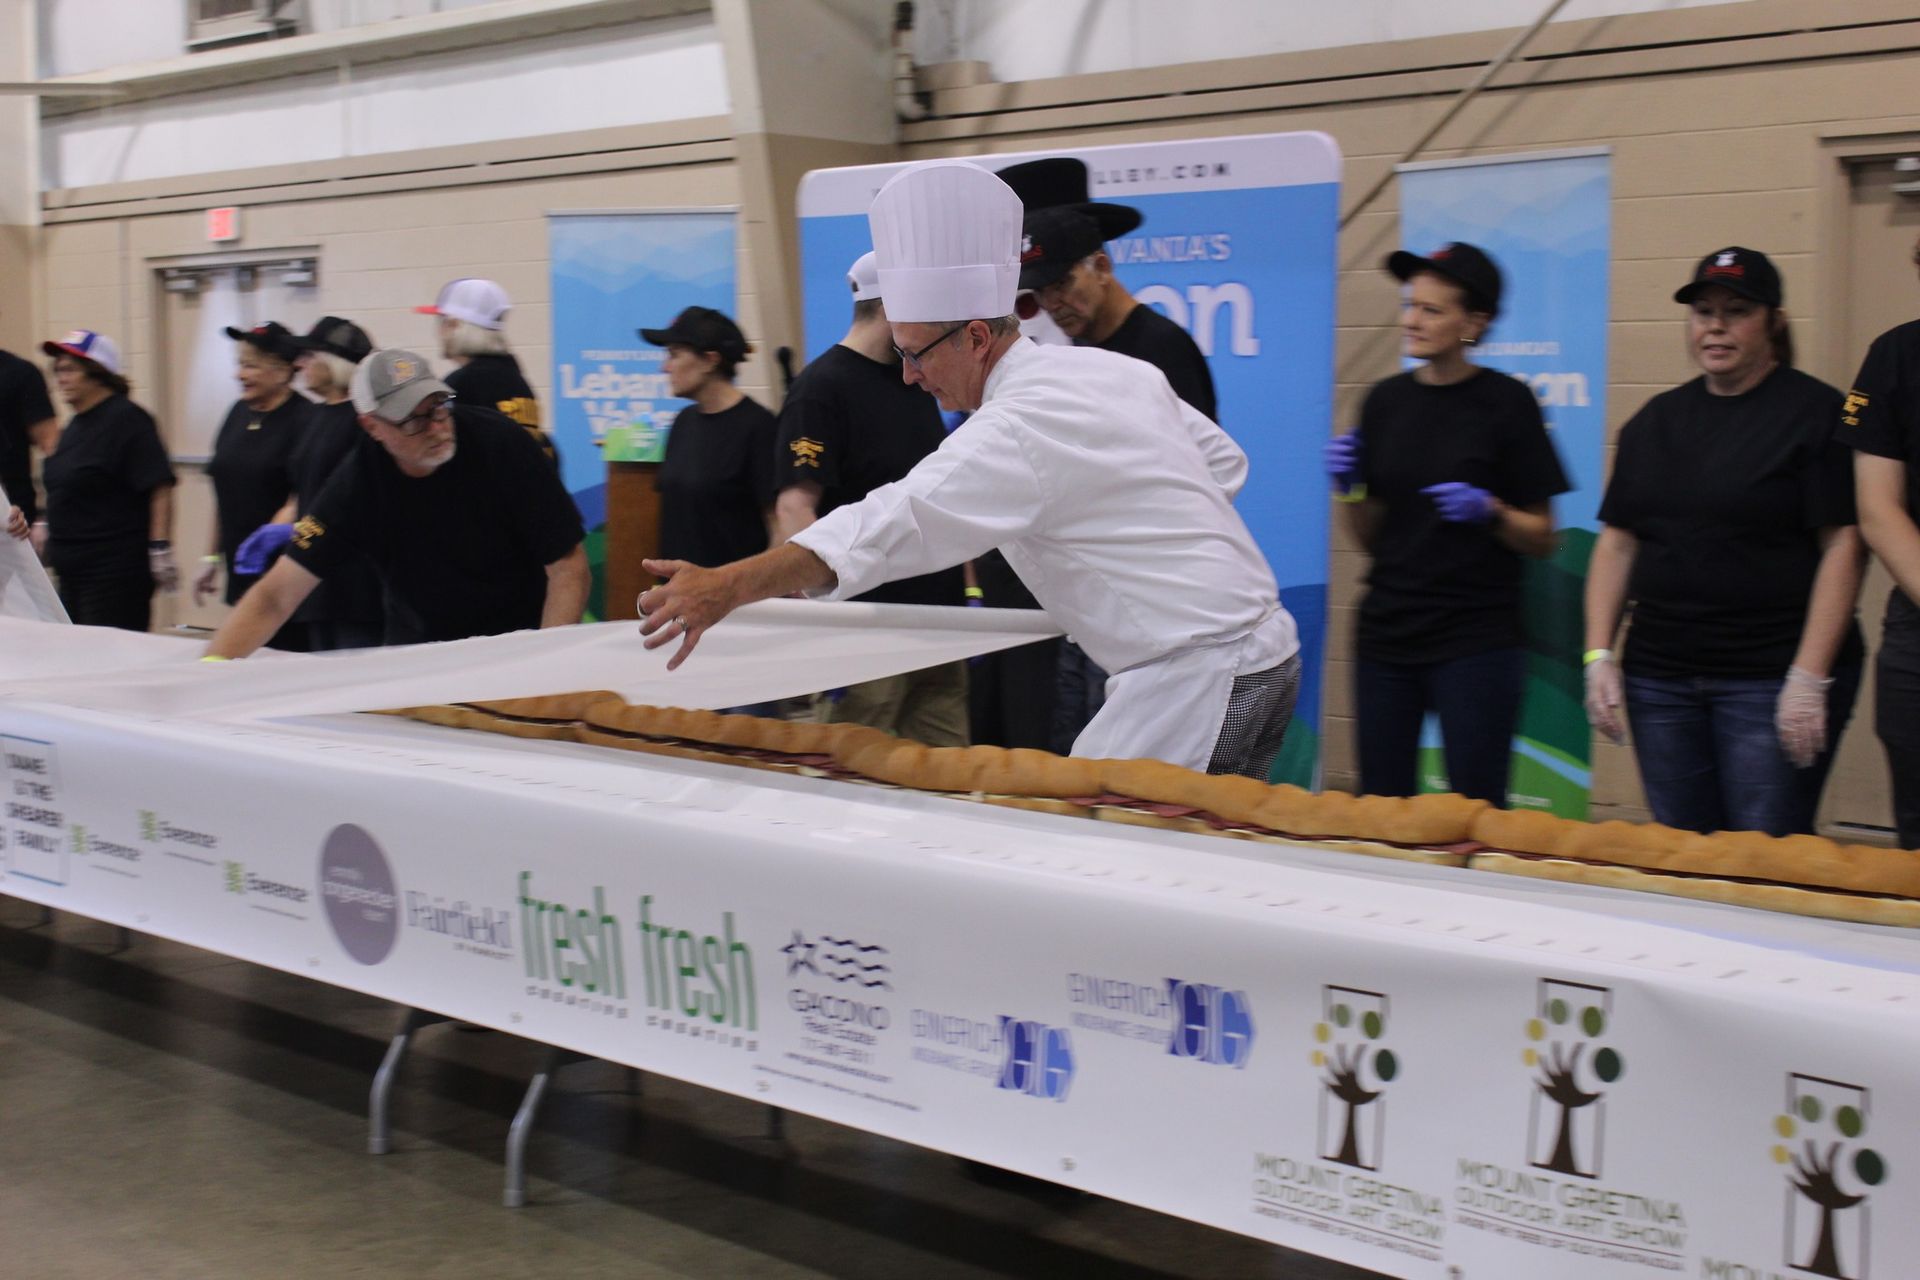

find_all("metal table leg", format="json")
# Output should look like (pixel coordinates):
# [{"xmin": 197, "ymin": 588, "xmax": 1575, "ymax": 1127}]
[
  {"xmin": 368, "ymin": 1007, "xmax": 449, "ymax": 1154},
  {"xmin": 503, "ymin": 1047, "xmax": 587, "ymax": 1208}
]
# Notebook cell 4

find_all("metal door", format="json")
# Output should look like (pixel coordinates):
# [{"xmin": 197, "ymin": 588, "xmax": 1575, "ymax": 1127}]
[
  {"xmin": 1820, "ymin": 155, "xmax": 1920, "ymax": 838},
  {"xmin": 151, "ymin": 256, "xmax": 318, "ymax": 633}
]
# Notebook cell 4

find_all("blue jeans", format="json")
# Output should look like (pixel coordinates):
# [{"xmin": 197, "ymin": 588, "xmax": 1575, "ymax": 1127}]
[
  {"xmin": 1051, "ymin": 639, "xmax": 1109, "ymax": 756},
  {"xmin": 1624, "ymin": 664, "xmax": 1861, "ymax": 837},
  {"xmin": 1355, "ymin": 647, "xmax": 1525, "ymax": 806}
]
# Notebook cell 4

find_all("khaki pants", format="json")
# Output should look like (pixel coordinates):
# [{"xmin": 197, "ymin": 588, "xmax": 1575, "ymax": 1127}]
[{"xmin": 816, "ymin": 661, "xmax": 970, "ymax": 747}]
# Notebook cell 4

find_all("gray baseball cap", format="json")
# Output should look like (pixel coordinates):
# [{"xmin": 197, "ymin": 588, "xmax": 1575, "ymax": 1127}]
[{"xmin": 350, "ymin": 349, "xmax": 452, "ymax": 422}]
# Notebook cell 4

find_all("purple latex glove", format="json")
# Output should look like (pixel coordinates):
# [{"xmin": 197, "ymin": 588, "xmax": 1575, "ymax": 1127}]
[
  {"xmin": 1325, "ymin": 431, "xmax": 1363, "ymax": 496},
  {"xmin": 234, "ymin": 522, "xmax": 294, "ymax": 574},
  {"xmin": 1421, "ymin": 481, "xmax": 1496, "ymax": 525}
]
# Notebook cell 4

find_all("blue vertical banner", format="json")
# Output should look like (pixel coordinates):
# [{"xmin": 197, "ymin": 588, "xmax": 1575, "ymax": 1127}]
[
  {"xmin": 547, "ymin": 210, "xmax": 737, "ymax": 616},
  {"xmin": 796, "ymin": 135, "xmax": 1341, "ymax": 786},
  {"xmin": 1398, "ymin": 149, "xmax": 1612, "ymax": 817}
]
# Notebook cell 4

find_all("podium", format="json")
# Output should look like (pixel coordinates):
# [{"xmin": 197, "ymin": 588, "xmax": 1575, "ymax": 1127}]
[{"xmin": 602, "ymin": 460, "xmax": 661, "ymax": 621}]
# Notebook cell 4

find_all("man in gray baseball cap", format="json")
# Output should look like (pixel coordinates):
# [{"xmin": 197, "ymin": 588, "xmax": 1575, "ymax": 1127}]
[{"xmin": 204, "ymin": 349, "xmax": 588, "ymax": 657}]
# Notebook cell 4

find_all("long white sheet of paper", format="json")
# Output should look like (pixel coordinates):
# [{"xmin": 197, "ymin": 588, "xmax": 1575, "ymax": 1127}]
[
  {"xmin": 0, "ymin": 481, "xmax": 67, "ymax": 625},
  {"xmin": 0, "ymin": 600, "xmax": 1062, "ymax": 721}
]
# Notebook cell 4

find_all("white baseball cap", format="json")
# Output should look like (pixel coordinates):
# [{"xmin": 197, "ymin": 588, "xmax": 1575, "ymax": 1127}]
[
  {"xmin": 416, "ymin": 278, "xmax": 510, "ymax": 330},
  {"xmin": 847, "ymin": 251, "xmax": 881, "ymax": 302},
  {"xmin": 868, "ymin": 161, "xmax": 1021, "ymax": 323},
  {"xmin": 42, "ymin": 329, "xmax": 123, "ymax": 375}
]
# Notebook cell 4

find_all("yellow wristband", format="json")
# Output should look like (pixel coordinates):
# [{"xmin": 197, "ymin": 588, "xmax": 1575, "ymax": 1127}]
[
  {"xmin": 1333, "ymin": 485, "xmax": 1368, "ymax": 504},
  {"xmin": 200, "ymin": 655, "xmax": 231, "ymax": 663},
  {"xmin": 963, "ymin": 586, "xmax": 984, "ymax": 600},
  {"xmin": 1582, "ymin": 648, "xmax": 1612, "ymax": 667}
]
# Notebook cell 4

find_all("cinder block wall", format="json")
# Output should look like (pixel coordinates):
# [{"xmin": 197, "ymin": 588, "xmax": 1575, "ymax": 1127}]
[
  {"xmin": 902, "ymin": 2, "xmax": 1919, "ymax": 822},
  {"xmin": 33, "ymin": 0, "xmax": 1919, "ymax": 824}
]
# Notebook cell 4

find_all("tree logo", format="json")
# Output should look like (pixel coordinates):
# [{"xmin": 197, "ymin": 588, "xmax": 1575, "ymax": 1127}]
[
  {"xmin": 1312, "ymin": 986, "xmax": 1398, "ymax": 1170},
  {"xmin": 1523, "ymin": 979, "xmax": 1623, "ymax": 1179},
  {"xmin": 1774, "ymin": 1074, "xmax": 1886, "ymax": 1279}
]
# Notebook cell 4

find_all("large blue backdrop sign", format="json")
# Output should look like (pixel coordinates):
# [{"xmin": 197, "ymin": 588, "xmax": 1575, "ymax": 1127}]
[
  {"xmin": 795, "ymin": 135, "xmax": 1341, "ymax": 784},
  {"xmin": 547, "ymin": 210, "xmax": 737, "ymax": 615},
  {"xmin": 1399, "ymin": 149, "xmax": 1613, "ymax": 817}
]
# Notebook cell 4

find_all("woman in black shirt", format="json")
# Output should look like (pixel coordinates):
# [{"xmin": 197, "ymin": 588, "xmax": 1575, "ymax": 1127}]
[
  {"xmin": 1584, "ymin": 247, "xmax": 1863, "ymax": 836},
  {"xmin": 37, "ymin": 330, "xmax": 177, "ymax": 631},
  {"xmin": 641, "ymin": 306, "xmax": 777, "ymax": 569},
  {"xmin": 1328, "ymin": 243, "xmax": 1569, "ymax": 806},
  {"xmin": 195, "ymin": 323, "xmax": 313, "ymax": 647}
]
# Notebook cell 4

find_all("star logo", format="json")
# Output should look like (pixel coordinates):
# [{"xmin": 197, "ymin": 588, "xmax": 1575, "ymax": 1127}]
[{"xmin": 782, "ymin": 930, "xmax": 818, "ymax": 976}]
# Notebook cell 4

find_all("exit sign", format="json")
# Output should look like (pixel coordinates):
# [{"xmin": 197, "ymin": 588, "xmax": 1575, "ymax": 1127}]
[{"xmin": 206, "ymin": 206, "xmax": 240, "ymax": 243}]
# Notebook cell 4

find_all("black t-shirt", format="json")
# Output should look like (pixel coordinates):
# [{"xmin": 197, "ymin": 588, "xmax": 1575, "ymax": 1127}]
[
  {"xmin": 775, "ymin": 344, "xmax": 964, "ymax": 607},
  {"xmin": 0, "ymin": 348, "xmax": 56, "ymax": 524},
  {"xmin": 1837, "ymin": 318, "xmax": 1920, "ymax": 663},
  {"xmin": 656, "ymin": 396, "xmax": 778, "ymax": 567},
  {"xmin": 288, "ymin": 404, "xmax": 583, "ymax": 644},
  {"xmin": 42, "ymin": 394, "xmax": 175, "ymax": 573},
  {"xmin": 1094, "ymin": 303, "xmax": 1218, "ymax": 421},
  {"xmin": 1600, "ymin": 366, "xmax": 1861, "ymax": 679},
  {"xmin": 1356, "ymin": 368, "xmax": 1570, "ymax": 664},
  {"xmin": 206, "ymin": 393, "xmax": 314, "ymax": 604},
  {"xmin": 445, "ymin": 354, "xmax": 555, "ymax": 464},
  {"xmin": 286, "ymin": 400, "xmax": 385, "ymax": 625}
]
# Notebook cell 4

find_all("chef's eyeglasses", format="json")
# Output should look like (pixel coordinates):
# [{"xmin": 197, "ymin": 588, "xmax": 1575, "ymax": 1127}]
[
  {"xmin": 892, "ymin": 324, "xmax": 967, "ymax": 371},
  {"xmin": 388, "ymin": 394, "xmax": 454, "ymax": 435}
]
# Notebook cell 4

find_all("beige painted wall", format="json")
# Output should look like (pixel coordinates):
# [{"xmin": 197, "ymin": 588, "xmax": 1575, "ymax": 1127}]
[{"xmin": 31, "ymin": 0, "xmax": 1920, "ymax": 826}]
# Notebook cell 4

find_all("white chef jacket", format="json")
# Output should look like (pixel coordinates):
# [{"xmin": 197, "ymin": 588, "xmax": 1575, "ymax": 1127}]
[{"xmin": 790, "ymin": 338, "xmax": 1298, "ymax": 769}]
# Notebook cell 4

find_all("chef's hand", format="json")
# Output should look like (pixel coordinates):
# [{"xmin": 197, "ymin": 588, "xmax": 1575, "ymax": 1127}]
[
  {"xmin": 1421, "ymin": 481, "xmax": 1497, "ymax": 525},
  {"xmin": 192, "ymin": 557, "xmax": 221, "ymax": 606},
  {"xmin": 1583, "ymin": 650, "xmax": 1625, "ymax": 744},
  {"xmin": 1775, "ymin": 665, "xmax": 1832, "ymax": 768},
  {"xmin": 638, "ymin": 558, "xmax": 737, "ymax": 671},
  {"xmin": 1325, "ymin": 431, "xmax": 1363, "ymax": 496},
  {"xmin": 234, "ymin": 522, "xmax": 294, "ymax": 575},
  {"xmin": 4, "ymin": 505, "xmax": 25, "ymax": 540},
  {"xmin": 30, "ymin": 520, "xmax": 48, "ymax": 558},
  {"xmin": 149, "ymin": 542, "xmax": 180, "ymax": 595}
]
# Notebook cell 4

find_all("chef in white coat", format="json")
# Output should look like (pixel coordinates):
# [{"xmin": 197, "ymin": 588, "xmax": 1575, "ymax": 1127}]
[{"xmin": 638, "ymin": 160, "xmax": 1300, "ymax": 776}]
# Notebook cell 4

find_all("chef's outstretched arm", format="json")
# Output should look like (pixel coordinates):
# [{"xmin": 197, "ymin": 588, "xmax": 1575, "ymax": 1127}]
[{"xmin": 638, "ymin": 544, "xmax": 836, "ymax": 671}]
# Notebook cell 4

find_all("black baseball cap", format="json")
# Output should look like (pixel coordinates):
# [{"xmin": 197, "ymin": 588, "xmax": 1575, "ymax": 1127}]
[
  {"xmin": 1386, "ymin": 242, "xmax": 1504, "ymax": 316},
  {"xmin": 295, "ymin": 315, "xmax": 374, "ymax": 363},
  {"xmin": 1019, "ymin": 207, "xmax": 1109, "ymax": 291},
  {"xmin": 223, "ymin": 320, "xmax": 304, "ymax": 363},
  {"xmin": 639, "ymin": 306, "xmax": 750, "ymax": 360},
  {"xmin": 1673, "ymin": 246, "xmax": 1782, "ymax": 307}
]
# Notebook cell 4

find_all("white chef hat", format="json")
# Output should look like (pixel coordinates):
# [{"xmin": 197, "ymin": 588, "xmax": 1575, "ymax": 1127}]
[
  {"xmin": 847, "ymin": 251, "xmax": 882, "ymax": 302},
  {"xmin": 867, "ymin": 160, "xmax": 1021, "ymax": 323}
]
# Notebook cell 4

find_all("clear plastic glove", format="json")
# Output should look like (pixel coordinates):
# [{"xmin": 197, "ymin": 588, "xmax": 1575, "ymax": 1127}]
[
  {"xmin": 149, "ymin": 545, "xmax": 180, "ymax": 595},
  {"xmin": 235, "ymin": 522, "xmax": 294, "ymax": 575},
  {"xmin": 5, "ymin": 506, "xmax": 25, "ymax": 540},
  {"xmin": 192, "ymin": 559, "xmax": 221, "ymax": 606},
  {"xmin": 1775, "ymin": 665, "xmax": 1832, "ymax": 769},
  {"xmin": 1584, "ymin": 653, "xmax": 1626, "ymax": 744},
  {"xmin": 30, "ymin": 520, "xmax": 48, "ymax": 559},
  {"xmin": 1325, "ymin": 431, "xmax": 1363, "ymax": 496},
  {"xmin": 1421, "ymin": 481, "xmax": 1497, "ymax": 524}
]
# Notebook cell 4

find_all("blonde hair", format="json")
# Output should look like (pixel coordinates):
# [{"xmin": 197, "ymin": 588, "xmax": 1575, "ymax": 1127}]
[
  {"xmin": 302, "ymin": 352, "xmax": 358, "ymax": 397},
  {"xmin": 442, "ymin": 318, "xmax": 510, "ymax": 358}
]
